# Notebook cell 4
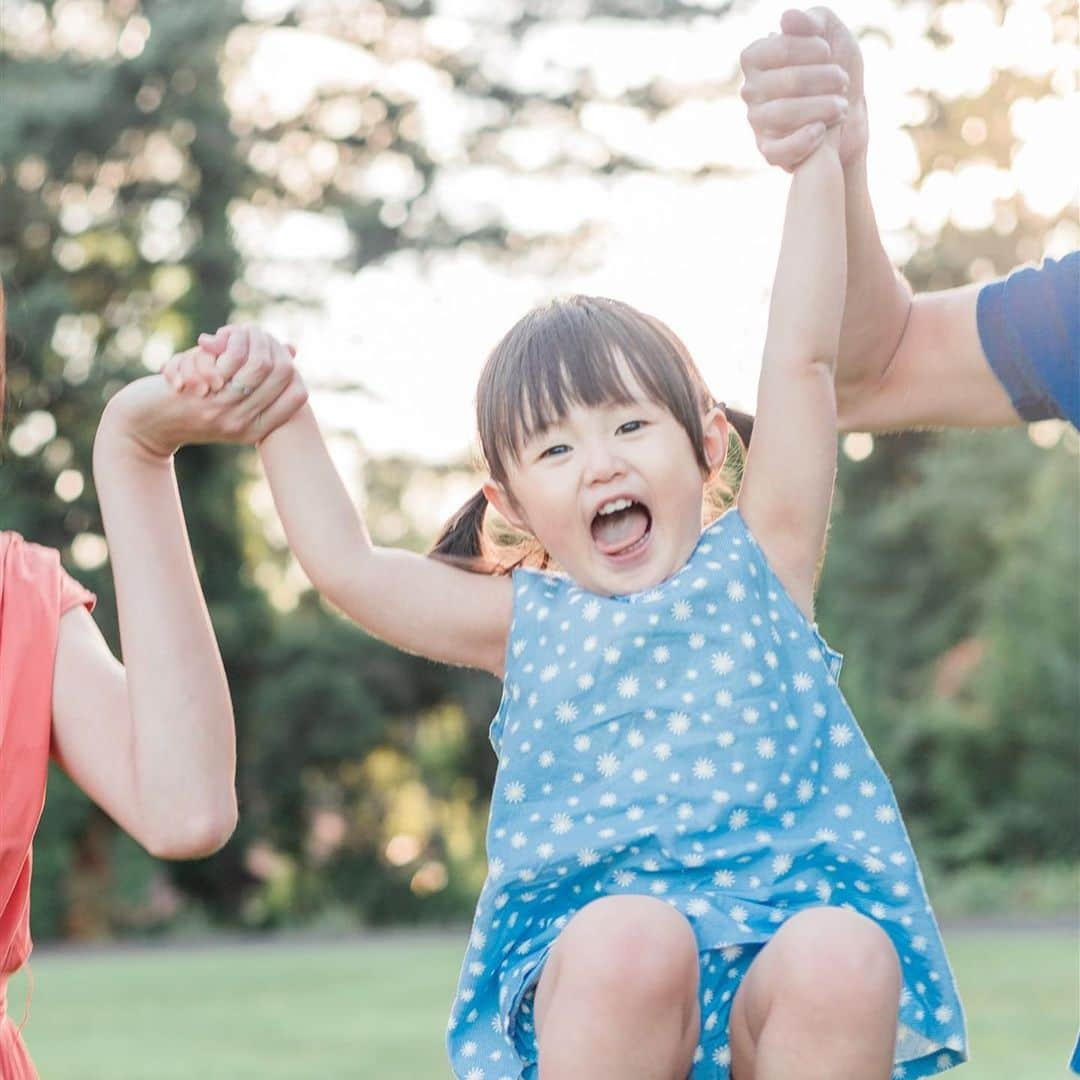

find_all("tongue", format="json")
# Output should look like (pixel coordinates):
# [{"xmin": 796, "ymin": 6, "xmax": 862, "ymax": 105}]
[{"xmin": 592, "ymin": 506, "xmax": 650, "ymax": 555}]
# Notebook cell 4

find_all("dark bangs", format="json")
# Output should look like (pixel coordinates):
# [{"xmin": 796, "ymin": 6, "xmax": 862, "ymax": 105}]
[{"xmin": 477, "ymin": 295, "xmax": 714, "ymax": 487}]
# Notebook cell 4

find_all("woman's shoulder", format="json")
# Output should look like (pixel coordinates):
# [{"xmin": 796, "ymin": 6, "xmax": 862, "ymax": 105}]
[
  {"xmin": 1, "ymin": 529, "xmax": 61, "ymax": 578},
  {"xmin": 1, "ymin": 531, "xmax": 96, "ymax": 615}
]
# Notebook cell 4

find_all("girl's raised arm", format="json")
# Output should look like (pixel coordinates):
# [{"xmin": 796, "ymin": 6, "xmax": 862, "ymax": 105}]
[
  {"xmin": 736, "ymin": 136, "xmax": 847, "ymax": 619},
  {"xmin": 257, "ymin": 402, "xmax": 513, "ymax": 678}
]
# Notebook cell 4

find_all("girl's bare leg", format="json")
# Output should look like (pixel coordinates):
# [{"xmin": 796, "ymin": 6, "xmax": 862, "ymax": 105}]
[
  {"xmin": 534, "ymin": 895, "xmax": 701, "ymax": 1080},
  {"xmin": 729, "ymin": 906, "xmax": 901, "ymax": 1080}
]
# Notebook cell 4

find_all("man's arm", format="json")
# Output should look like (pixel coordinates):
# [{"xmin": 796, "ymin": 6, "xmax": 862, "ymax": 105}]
[
  {"xmin": 833, "ymin": 269, "xmax": 1020, "ymax": 432},
  {"xmin": 742, "ymin": 7, "xmax": 1028, "ymax": 432},
  {"xmin": 837, "ymin": 158, "xmax": 1077, "ymax": 431}
]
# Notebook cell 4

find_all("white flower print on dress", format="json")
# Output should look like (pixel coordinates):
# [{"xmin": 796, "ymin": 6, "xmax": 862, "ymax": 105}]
[
  {"xmin": 711, "ymin": 651, "xmax": 735, "ymax": 675},
  {"xmin": 771, "ymin": 853, "xmax": 793, "ymax": 876},
  {"xmin": 668, "ymin": 712, "xmax": 692, "ymax": 735},
  {"xmin": 830, "ymin": 722, "xmax": 853, "ymax": 746},
  {"xmin": 596, "ymin": 753, "xmax": 620, "ymax": 778},
  {"xmin": 692, "ymin": 757, "xmax": 716, "ymax": 780},
  {"xmin": 555, "ymin": 701, "xmax": 577, "ymax": 724}
]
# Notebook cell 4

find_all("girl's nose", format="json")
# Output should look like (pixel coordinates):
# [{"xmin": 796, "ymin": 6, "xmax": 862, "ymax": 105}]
[{"xmin": 582, "ymin": 440, "xmax": 625, "ymax": 485}]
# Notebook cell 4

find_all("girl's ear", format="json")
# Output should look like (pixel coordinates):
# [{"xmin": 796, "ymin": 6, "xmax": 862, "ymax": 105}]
[
  {"xmin": 702, "ymin": 406, "xmax": 730, "ymax": 471},
  {"xmin": 481, "ymin": 477, "xmax": 530, "ymax": 533}
]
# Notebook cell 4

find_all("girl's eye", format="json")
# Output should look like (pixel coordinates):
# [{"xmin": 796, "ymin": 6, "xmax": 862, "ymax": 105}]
[
  {"xmin": 617, "ymin": 420, "xmax": 646, "ymax": 435},
  {"xmin": 539, "ymin": 444, "xmax": 570, "ymax": 460}
]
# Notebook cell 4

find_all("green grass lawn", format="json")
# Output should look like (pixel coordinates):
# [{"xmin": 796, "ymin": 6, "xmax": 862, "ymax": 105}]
[{"xmin": 8, "ymin": 926, "xmax": 1076, "ymax": 1078}]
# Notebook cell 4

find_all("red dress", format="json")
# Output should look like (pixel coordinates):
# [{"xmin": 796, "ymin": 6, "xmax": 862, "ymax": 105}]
[{"xmin": 0, "ymin": 533, "xmax": 95, "ymax": 1078}]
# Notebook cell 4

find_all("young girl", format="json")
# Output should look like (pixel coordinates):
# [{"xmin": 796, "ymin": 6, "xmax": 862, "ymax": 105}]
[{"xmin": 174, "ymin": 135, "xmax": 966, "ymax": 1078}]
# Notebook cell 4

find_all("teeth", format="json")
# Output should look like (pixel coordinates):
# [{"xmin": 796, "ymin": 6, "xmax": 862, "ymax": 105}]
[{"xmin": 598, "ymin": 497, "xmax": 634, "ymax": 516}]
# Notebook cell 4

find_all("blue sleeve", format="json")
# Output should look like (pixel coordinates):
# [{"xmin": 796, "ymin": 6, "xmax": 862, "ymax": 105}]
[{"xmin": 975, "ymin": 250, "xmax": 1079, "ymax": 427}]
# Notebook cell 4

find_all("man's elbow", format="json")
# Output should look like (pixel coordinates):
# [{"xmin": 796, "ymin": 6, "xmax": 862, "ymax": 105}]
[{"xmin": 835, "ymin": 375, "xmax": 876, "ymax": 433}]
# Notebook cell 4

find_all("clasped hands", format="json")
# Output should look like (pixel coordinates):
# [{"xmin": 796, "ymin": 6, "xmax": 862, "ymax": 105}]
[{"xmin": 100, "ymin": 324, "xmax": 306, "ymax": 462}]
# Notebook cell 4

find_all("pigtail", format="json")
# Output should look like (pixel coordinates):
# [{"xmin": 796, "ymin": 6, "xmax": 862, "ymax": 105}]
[
  {"xmin": 431, "ymin": 488, "xmax": 490, "ymax": 564},
  {"xmin": 702, "ymin": 403, "xmax": 756, "ymax": 524},
  {"xmin": 430, "ymin": 487, "xmax": 552, "ymax": 576},
  {"xmin": 722, "ymin": 405, "xmax": 754, "ymax": 449}
]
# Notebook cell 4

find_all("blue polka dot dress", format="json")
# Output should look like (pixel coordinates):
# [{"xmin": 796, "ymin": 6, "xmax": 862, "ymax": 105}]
[{"xmin": 447, "ymin": 508, "xmax": 967, "ymax": 1079}]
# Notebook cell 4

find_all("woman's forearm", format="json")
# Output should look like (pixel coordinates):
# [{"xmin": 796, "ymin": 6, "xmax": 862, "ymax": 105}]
[{"xmin": 92, "ymin": 405, "xmax": 237, "ymax": 854}]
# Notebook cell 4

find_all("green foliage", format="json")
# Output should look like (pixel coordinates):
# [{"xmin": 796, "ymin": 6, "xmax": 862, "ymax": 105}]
[{"xmin": 820, "ymin": 430, "xmax": 1080, "ymax": 871}]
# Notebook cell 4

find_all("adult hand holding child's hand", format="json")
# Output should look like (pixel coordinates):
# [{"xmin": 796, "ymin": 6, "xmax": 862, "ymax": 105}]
[
  {"xmin": 740, "ymin": 7, "xmax": 867, "ymax": 171},
  {"xmin": 159, "ymin": 324, "xmax": 307, "ymax": 448},
  {"xmin": 98, "ymin": 327, "xmax": 306, "ymax": 462}
]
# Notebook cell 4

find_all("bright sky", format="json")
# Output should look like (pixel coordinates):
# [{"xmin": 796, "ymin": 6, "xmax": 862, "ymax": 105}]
[{"xmin": 224, "ymin": 0, "xmax": 1078, "ymax": 498}]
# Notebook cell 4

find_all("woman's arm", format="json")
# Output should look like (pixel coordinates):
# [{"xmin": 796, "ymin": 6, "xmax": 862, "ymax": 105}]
[
  {"xmin": 257, "ymin": 404, "xmax": 513, "ymax": 678},
  {"xmin": 51, "ymin": 365, "xmax": 305, "ymax": 859},
  {"xmin": 737, "ymin": 139, "xmax": 847, "ymax": 618}
]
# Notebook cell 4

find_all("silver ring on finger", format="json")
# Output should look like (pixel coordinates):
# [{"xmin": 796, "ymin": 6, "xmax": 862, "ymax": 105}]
[{"xmin": 228, "ymin": 380, "xmax": 253, "ymax": 397}]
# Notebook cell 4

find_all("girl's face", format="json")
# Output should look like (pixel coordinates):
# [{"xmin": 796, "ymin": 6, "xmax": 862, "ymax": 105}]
[{"xmin": 484, "ymin": 365, "xmax": 729, "ymax": 597}]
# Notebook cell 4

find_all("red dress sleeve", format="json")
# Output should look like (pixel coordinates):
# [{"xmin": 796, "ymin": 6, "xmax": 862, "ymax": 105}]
[{"xmin": 58, "ymin": 565, "xmax": 96, "ymax": 618}]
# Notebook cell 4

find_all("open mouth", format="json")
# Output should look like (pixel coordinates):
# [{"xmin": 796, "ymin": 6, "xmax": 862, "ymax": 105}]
[{"xmin": 590, "ymin": 498, "xmax": 653, "ymax": 559}]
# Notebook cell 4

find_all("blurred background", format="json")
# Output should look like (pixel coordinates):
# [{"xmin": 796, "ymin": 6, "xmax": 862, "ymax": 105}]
[{"xmin": 1, "ymin": 0, "xmax": 1077, "ymax": 1076}]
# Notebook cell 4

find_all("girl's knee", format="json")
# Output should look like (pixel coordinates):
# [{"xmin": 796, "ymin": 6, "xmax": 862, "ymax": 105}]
[
  {"xmin": 779, "ymin": 907, "xmax": 901, "ymax": 1010},
  {"xmin": 554, "ymin": 895, "xmax": 700, "ymax": 1005}
]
